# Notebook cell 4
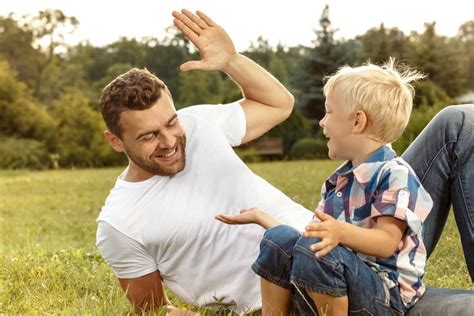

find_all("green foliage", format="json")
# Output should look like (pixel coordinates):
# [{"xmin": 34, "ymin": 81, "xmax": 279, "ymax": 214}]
[
  {"xmin": 411, "ymin": 23, "xmax": 468, "ymax": 98},
  {"xmin": 413, "ymin": 80, "xmax": 453, "ymax": 108},
  {"xmin": 393, "ymin": 103, "xmax": 446, "ymax": 154},
  {"xmin": 356, "ymin": 24, "xmax": 413, "ymax": 64},
  {"xmin": 457, "ymin": 20, "xmax": 474, "ymax": 90},
  {"xmin": 268, "ymin": 108, "xmax": 312, "ymax": 153},
  {"xmin": 0, "ymin": 137, "xmax": 50, "ymax": 169},
  {"xmin": 48, "ymin": 88, "xmax": 119, "ymax": 167},
  {"xmin": 289, "ymin": 137, "xmax": 328, "ymax": 160},
  {"xmin": 0, "ymin": 16, "xmax": 44, "ymax": 90},
  {"xmin": 1, "ymin": 7, "xmax": 473, "ymax": 169},
  {"xmin": 293, "ymin": 6, "xmax": 358, "ymax": 119},
  {"xmin": 0, "ymin": 163, "xmax": 471, "ymax": 313},
  {"xmin": 234, "ymin": 147, "xmax": 262, "ymax": 163},
  {"xmin": 0, "ymin": 60, "xmax": 55, "ymax": 143},
  {"xmin": 176, "ymin": 71, "xmax": 226, "ymax": 109}
]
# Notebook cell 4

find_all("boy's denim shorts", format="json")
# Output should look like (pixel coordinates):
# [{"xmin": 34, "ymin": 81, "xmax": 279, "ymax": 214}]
[{"xmin": 251, "ymin": 225, "xmax": 406, "ymax": 315}]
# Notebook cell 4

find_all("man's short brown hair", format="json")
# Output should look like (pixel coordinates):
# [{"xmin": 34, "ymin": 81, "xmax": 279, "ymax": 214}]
[{"xmin": 99, "ymin": 68, "xmax": 166, "ymax": 138}]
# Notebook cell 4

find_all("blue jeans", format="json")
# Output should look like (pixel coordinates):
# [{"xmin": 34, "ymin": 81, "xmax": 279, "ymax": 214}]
[
  {"xmin": 252, "ymin": 225, "xmax": 406, "ymax": 315},
  {"xmin": 401, "ymin": 104, "xmax": 474, "ymax": 280}
]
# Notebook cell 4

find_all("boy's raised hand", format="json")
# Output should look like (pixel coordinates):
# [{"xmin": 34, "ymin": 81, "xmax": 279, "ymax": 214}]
[
  {"xmin": 172, "ymin": 9, "xmax": 237, "ymax": 72},
  {"xmin": 304, "ymin": 210, "xmax": 343, "ymax": 257}
]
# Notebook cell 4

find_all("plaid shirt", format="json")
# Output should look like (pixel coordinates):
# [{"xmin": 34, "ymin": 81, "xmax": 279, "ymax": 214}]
[{"xmin": 315, "ymin": 145, "xmax": 433, "ymax": 307}]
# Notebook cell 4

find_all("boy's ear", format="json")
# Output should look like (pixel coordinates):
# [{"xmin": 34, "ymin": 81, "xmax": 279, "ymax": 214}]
[
  {"xmin": 104, "ymin": 130, "xmax": 125, "ymax": 152},
  {"xmin": 352, "ymin": 110, "xmax": 368, "ymax": 134}
]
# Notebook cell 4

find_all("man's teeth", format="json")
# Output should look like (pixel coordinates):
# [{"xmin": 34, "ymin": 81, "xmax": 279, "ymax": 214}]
[{"xmin": 163, "ymin": 148, "xmax": 177, "ymax": 157}]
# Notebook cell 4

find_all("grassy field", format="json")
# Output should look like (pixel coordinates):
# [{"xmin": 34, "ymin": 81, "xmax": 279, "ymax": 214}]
[{"xmin": 1, "ymin": 160, "xmax": 472, "ymax": 314}]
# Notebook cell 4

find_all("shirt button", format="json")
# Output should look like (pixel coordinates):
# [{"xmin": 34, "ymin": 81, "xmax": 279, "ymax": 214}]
[{"xmin": 336, "ymin": 192, "xmax": 342, "ymax": 198}]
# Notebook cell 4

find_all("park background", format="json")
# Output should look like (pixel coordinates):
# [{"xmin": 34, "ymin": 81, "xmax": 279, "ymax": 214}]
[{"xmin": 1, "ymin": 0, "xmax": 473, "ymax": 314}]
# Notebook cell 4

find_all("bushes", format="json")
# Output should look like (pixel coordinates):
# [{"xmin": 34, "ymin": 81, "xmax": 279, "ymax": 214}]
[
  {"xmin": 0, "ymin": 137, "xmax": 51, "ymax": 169},
  {"xmin": 289, "ymin": 137, "xmax": 328, "ymax": 160}
]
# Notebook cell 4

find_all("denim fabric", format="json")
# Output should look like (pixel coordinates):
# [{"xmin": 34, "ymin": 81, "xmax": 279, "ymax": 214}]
[
  {"xmin": 406, "ymin": 287, "xmax": 474, "ymax": 316},
  {"xmin": 252, "ymin": 225, "xmax": 406, "ymax": 315},
  {"xmin": 401, "ymin": 104, "xmax": 474, "ymax": 280}
]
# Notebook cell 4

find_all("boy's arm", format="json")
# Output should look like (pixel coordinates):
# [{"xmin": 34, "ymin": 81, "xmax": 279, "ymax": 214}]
[
  {"xmin": 215, "ymin": 208, "xmax": 281, "ymax": 230},
  {"xmin": 304, "ymin": 211, "xmax": 407, "ymax": 258}
]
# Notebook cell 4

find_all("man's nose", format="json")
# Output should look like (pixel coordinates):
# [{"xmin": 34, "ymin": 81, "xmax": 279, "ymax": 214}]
[{"xmin": 158, "ymin": 130, "xmax": 175, "ymax": 148}]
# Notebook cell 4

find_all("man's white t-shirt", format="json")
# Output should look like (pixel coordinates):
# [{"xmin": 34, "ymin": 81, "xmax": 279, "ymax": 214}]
[{"xmin": 96, "ymin": 102, "xmax": 313, "ymax": 313}]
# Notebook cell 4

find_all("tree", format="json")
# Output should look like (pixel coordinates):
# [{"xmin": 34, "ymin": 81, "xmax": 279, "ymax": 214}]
[
  {"xmin": 0, "ymin": 60, "xmax": 55, "ymax": 143},
  {"xmin": 457, "ymin": 20, "xmax": 474, "ymax": 91},
  {"xmin": 48, "ymin": 88, "xmax": 116, "ymax": 167},
  {"xmin": 356, "ymin": 24, "xmax": 413, "ymax": 64},
  {"xmin": 293, "ymin": 5, "xmax": 358, "ymax": 121},
  {"xmin": 411, "ymin": 22, "xmax": 467, "ymax": 97},
  {"xmin": 0, "ymin": 16, "xmax": 44, "ymax": 90},
  {"xmin": 18, "ymin": 9, "xmax": 79, "ymax": 98}
]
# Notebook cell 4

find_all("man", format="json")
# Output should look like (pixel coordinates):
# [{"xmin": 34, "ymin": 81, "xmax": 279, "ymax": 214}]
[
  {"xmin": 96, "ymin": 9, "xmax": 473, "ymax": 315},
  {"xmin": 96, "ymin": 9, "xmax": 313, "ymax": 315}
]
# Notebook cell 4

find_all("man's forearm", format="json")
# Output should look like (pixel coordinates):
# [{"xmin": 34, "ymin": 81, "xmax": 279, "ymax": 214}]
[{"xmin": 222, "ymin": 53, "xmax": 294, "ymax": 112}]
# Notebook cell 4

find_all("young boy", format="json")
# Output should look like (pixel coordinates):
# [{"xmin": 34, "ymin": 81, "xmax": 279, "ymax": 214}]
[{"xmin": 216, "ymin": 59, "xmax": 433, "ymax": 315}]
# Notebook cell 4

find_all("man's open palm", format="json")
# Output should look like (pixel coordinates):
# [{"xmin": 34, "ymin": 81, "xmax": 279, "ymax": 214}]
[{"xmin": 172, "ymin": 9, "xmax": 237, "ymax": 72}]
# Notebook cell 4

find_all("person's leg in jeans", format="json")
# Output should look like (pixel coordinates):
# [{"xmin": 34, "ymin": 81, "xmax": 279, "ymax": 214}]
[
  {"xmin": 252, "ymin": 225, "xmax": 317, "ymax": 315},
  {"xmin": 291, "ymin": 237, "xmax": 405, "ymax": 316},
  {"xmin": 401, "ymin": 104, "xmax": 474, "ymax": 280}
]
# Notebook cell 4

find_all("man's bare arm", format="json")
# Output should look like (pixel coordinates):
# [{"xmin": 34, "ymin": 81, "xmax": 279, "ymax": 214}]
[
  {"xmin": 172, "ymin": 9, "xmax": 294, "ymax": 144},
  {"xmin": 119, "ymin": 271, "xmax": 198, "ymax": 315}
]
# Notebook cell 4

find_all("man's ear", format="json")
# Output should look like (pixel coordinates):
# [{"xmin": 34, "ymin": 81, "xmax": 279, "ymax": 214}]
[
  {"xmin": 352, "ymin": 110, "xmax": 368, "ymax": 134},
  {"xmin": 104, "ymin": 130, "xmax": 125, "ymax": 152}
]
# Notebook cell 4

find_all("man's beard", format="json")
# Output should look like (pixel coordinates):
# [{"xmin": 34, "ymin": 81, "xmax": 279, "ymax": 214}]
[{"xmin": 126, "ymin": 135, "xmax": 186, "ymax": 177}]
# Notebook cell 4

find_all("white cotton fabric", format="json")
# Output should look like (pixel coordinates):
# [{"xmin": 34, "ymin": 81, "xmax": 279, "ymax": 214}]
[{"xmin": 96, "ymin": 102, "xmax": 313, "ymax": 313}]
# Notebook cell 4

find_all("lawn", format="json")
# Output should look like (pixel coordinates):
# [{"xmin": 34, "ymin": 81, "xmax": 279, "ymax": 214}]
[{"xmin": 1, "ymin": 161, "xmax": 472, "ymax": 314}]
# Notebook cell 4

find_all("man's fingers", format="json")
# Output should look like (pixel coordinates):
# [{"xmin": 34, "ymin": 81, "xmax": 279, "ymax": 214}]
[
  {"xmin": 179, "ymin": 60, "xmax": 206, "ymax": 72},
  {"xmin": 181, "ymin": 9, "xmax": 208, "ymax": 30},
  {"xmin": 173, "ymin": 19, "xmax": 200, "ymax": 46},
  {"xmin": 215, "ymin": 214, "xmax": 234, "ymax": 224},
  {"xmin": 196, "ymin": 10, "xmax": 216, "ymax": 27}
]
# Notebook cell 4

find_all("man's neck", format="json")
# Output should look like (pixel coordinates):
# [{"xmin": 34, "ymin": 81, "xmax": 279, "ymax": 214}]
[{"xmin": 123, "ymin": 164, "xmax": 155, "ymax": 182}]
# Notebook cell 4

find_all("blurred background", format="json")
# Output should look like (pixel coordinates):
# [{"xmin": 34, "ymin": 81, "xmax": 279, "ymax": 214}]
[
  {"xmin": 0, "ymin": 0, "xmax": 472, "ymax": 168},
  {"xmin": 1, "ymin": 1, "xmax": 473, "ymax": 313}
]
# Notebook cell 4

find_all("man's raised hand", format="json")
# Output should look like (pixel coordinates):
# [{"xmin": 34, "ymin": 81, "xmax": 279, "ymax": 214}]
[{"xmin": 172, "ymin": 9, "xmax": 237, "ymax": 72}]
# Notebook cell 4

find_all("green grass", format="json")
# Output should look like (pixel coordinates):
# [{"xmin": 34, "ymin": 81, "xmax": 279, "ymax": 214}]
[{"xmin": 1, "ymin": 161, "xmax": 472, "ymax": 314}]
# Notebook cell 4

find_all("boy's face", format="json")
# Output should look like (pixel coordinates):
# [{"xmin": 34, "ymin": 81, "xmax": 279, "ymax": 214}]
[{"xmin": 319, "ymin": 85, "xmax": 357, "ymax": 161}]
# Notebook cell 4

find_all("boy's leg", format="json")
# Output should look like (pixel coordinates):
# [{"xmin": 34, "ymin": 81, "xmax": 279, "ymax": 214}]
[
  {"xmin": 306, "ymin": 291, "xmax": 348, "ymax": 316},
  {"xmin": 251, "ymin": 225, "xmax": 301, "ymax": 315},
  {"xmin": 291, "ymin": 237, "xmax": 406, "ymax": 315},
  {"xmin": 401, "ymin": 104, "xmax": 474, "ymax": 280},
  {"xmin": 260, "ymin": 279, "xmax": 291, "ymax": 315}
]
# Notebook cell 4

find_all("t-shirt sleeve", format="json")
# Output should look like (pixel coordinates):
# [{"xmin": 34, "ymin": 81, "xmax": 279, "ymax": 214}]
[
  {"xmin": 371, "ymin": 163, "xmax": 432, "ymax": 236},
  {"xmin": 96, "ymin": 221, "xmax": 158, "ymax": 279},
  {"xmin": 178, "ymin": 101, "xmax": 246, "ymax": 146}
]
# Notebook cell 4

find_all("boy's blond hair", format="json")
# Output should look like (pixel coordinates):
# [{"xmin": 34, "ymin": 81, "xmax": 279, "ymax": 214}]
[{"xmin": 323, "ymin": 58, "xmax": 425, "ymax": 143}]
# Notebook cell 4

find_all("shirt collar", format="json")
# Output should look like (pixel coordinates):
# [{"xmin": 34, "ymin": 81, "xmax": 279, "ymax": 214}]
[{"xmin": 327, "ymin": 145, "xmax": 397, "ymax": 188}]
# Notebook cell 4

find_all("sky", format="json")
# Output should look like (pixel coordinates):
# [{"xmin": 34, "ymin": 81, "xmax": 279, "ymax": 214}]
[{"xmin": 1, "ymin": 0, "xmax": 472, "ymax": 51}]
